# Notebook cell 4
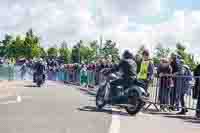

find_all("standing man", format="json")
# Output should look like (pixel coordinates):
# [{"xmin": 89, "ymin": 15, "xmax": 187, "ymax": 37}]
[
  {"xmin": 138, "ymin": 49, "xmax": 154, "ymax": 93},
  {"xmin": 20, "ymin": 60, "xmax": 28, "ymax": 80},
  {"xmin": 196, "ymin": 87, "xmax": 200, "ymax": 118},
  {"xmin": 157, "ymin": 58, "xmax": 173, "ymax": 111},
  {"xmin": 169, "ymin": 53, "xmax": 181, "ymax": 111},
  {"xmin": 194, "ymin": 64, "xmax": 200, "ymax": 118}
]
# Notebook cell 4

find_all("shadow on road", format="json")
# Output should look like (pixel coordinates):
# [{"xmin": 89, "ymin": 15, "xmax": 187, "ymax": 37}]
[
  {"xmin": 142, "ymin": 108, "xmax": 200, "ymax": 124},
  {"xmin": 78, "ymin": 88, "xmax": 97, "ymax": 97},
  {"xmin": 185, "ymin": 119, "xmax": 200, "ymax": 124},
  {"xmin": 78, "ymin": 106, "xmax": 129, "ymax": 116},
  {"xmin": 144, "ymin": 111, "xmax": 177, "ymax": 116},
  {"xmin": 164, "ymin": 115, "xmax": 200, "ymax": 124},
  {"xmin": 24, "ymin": 85, "xmax": 38, "ymax": 88},
  {"xmin": 143, "ymin": 108, "xmax": 177, "ymax": 115}
]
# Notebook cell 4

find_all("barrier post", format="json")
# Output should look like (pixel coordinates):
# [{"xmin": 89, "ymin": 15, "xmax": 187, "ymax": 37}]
[{"xmin": 144, "ymin": 77, "xmax": 160, "ymax": 111}]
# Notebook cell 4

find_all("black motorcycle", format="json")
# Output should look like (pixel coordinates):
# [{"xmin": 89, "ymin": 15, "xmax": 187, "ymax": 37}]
[
  {"xmin": 96, "ymin": 69, "xmax": 148, "ymax": 115},
  {"xmin": 35, "ymin": 73, "xmax": 45, "ymax": 87}
]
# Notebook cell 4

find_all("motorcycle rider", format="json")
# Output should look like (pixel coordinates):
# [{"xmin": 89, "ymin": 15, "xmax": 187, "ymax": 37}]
[
  {"xmin": 105, "ymin": 50, "xmax": 137, "ymax": 101},
  {"xmin": 33, "ymin": 58, "xmax": 46, "ymax": 82}
]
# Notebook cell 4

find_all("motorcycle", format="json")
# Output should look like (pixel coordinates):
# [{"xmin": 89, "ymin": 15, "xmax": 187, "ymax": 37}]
[
  {"xmin": 35, "ymin": 73, "xmax": 45, "ymax": 87},
  {"xmin": 96, "ymin": 69, "xmax": 148, "ymax": 116}
]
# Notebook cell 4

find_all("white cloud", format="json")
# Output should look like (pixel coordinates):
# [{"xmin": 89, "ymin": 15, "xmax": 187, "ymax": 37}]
[
  {"xmin": 0, "ymin": 0, "xmax": 162, "ymax": 45},
  {"xmin": 113, "ymin": 10, "xmax": 200, "ymax": 55},
  {"xmin": 105, "ymin": 0, "xmax": 161, "ymax": 16},
  {"xmin": 0, "ymin": 0, "xmax": 200, "ymax": 56}
]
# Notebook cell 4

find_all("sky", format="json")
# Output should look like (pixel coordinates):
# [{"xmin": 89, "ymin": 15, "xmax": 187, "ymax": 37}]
[{"xmin": 0, "ymin": 0, "xmax": 200, "ymax": 56}]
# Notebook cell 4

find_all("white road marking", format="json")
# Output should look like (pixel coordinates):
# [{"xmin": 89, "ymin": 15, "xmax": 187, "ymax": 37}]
[
  {"xmin": 109, "ymin": 107, "xmax": 121, "ymax": 133},
  {"xmin": 21, "ymin": 96, "xmax": 32, "ymax": 99},
  {"xmin": 0, "ymin": 95, "xmax": 23, "ymax": 105},
  {"xmin": 0, "ymin": 100, "xmax": 19, "ymax": 104},
  {"xmin": 17, "ymin": 95, "xmax": 22, "ymax": 102}
]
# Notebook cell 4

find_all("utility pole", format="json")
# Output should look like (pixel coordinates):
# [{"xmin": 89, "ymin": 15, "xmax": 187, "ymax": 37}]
[{"xmin": 99, "ymin": 35, "xmax": 103, "ymax": 56}]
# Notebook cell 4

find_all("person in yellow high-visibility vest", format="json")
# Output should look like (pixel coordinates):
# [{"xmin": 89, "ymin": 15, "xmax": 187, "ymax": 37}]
[
  {"xmin": 138, "ymin": 50, "xmax": 154, "ymax": 92},
  {"xmin": 11, "ymin": 58, "xmax": 16, "ymax": 65}
]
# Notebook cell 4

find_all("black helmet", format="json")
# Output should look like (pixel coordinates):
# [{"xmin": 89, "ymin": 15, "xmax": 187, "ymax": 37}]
[{"xmin": 123, "ymin": 50, "xmax": 134, "ymax": 59}]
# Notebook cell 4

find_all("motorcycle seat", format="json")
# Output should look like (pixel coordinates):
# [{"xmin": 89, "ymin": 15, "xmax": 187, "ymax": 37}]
[{"xmin": 123, "ymin": 79, "xmax": 145, "ymax": 89}]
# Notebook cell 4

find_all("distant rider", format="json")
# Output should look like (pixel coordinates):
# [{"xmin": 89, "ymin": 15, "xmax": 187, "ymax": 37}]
[{"xmin": 33, "ymin": 58, "xmax": 46, "ymax": 82}]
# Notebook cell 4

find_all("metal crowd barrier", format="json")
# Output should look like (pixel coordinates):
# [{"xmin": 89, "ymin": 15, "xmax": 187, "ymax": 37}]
[
  {"xmin": 0, "ymin": 64, "xmax": 17, "ymax": 80},
  {"xmin": 0, "ymin": 64, "xmax": 98, "ymax": 88},
  {"xmin": 42, "ymin": 68, "xmax": 96, "ymax": 87},
  {"xmin": 145, "ymin": 75, "xmax": 200, "ymax": 113},
  {"xmin": 1, "ymin": 65, "xmax": 199, "ymax": 113}
]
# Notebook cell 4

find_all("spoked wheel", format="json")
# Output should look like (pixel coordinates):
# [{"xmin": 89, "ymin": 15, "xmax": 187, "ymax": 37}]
[
  {"xmin": 96, "ymin": 84, "xmax": 107, "ymax": 110},
  {"xmin": 125, "ymin": 91, "xmax": 144, "ymax": 116}
]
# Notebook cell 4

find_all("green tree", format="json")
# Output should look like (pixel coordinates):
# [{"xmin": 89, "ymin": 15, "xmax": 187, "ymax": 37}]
[
  {"xmin": 47, "ymin": 47, "xmax": 58, "ymax": 58},
  {"xmin": 31, "ymin": 46, "xmax": 42, "ymax": 58},
  {"xmin": 71, "ymin": 41, "xmax": 82, "ymax": 63},
  {"xmin": 0, "ymin": 34, "xmax": 13, "ymax": 57},
  {"xmin": 23, "ymin": 28, "xmax": 41, "ymax": 59},
  {"xmin": 0, "ymin": 29, "xmax": 42, "ymax": 59},
  {"xmin": 153, "ymin": 44, "xmax": 171, "ymax": 65},
  {"xmin": 102, "ymin": 40, "xmax": 120, "ymax": 63},
  {"xmin": 80, "ymin": 45, "xmax": 95, "ymax": 64},
  {"xmin": 59, "ymin": 41, "xmax": 70, "ymax": 63},
  {"xmin": 71, "ymin": 46, "xmax": 79, "ymax": 63},
  {"xmin": 89, "ymin": 40, "xmax": 99, "ymax": 59},
  {"xmin": 2, "ymin": 34, "xmax": 13, "ymax": 46},
  {"xmin": 7, "ymin": 36, "xmax": 24, "ymax": 59},
  {"xmin": 176, "ymin": 43, "xmax": 197, "ymax": 70},
  {"xmin": 40, "ymin": 47, "xmax": 47, "ymax": 58}
]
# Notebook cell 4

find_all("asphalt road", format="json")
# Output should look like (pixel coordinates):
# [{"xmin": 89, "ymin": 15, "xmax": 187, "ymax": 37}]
[{"xmin": 0, "ymin": 81, "xmax": 199, "ymax": 133}]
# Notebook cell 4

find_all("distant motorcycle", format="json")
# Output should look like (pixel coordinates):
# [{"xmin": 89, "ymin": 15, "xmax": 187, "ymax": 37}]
[
  {"xmin": 96, "ymin": 69, "xmax": 148, "ymax": 116},
  {"xmin": 35, "ymin": 73, "xmax": 45, "ymax": 87}
]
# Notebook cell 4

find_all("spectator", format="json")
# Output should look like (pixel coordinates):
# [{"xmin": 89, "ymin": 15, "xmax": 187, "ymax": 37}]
[
  {"xmin": 194, "ymin": 64, "xmax": 200, "ymax": 118},
  {"xmin": 105, "ymin": 55, "xmax": 113, "ymax": 68},
  {"xmin": 196, "ymin": 86, "xmax": 200, "ymax": 118},
  {"xmin": 169, "ymin": 53, "xmax": 181, "ymax": 111},
  {"xmin": 194, "ymin": 64, "xmax": 200, "ymax": 99},
  {"xmin": 95, "ymin": 58, "xmax": 106, "ymax": 85},
  {"xmin": 80, "ymin": 64, "xmax": 88, "ymax": 87},
  {"xmin": 157, "ymin": 58, "xmax": 173, "ymax": 111},
  {"xmin": 20, "ymin": 60, "xmax": 28, "ymax": 80},
  {"xmin": 138, "ymin": 49, "xmax": 154, "ymax": 92},
  {"xmin": 48, "ymin": 59, "xmax": 58, "ymax": 81},
  {"xmin": 176, "ymin": 60, "xmax": 193, "ymax": 114}
]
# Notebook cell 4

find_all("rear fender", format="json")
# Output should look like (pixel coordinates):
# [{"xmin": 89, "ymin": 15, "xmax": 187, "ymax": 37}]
[{"xmin": 128, "ymin": 86, "xmax": 146, "ymax": 97}]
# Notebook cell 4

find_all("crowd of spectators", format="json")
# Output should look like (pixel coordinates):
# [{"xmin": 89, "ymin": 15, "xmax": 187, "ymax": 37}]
[{"xmin": 13, "ymin": 51, "xmax": 200, "ymax": 117}]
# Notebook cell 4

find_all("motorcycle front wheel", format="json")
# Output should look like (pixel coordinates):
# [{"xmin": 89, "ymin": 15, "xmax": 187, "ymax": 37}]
[
  {"xmin": 125, "ymin": 91, "xmax": 144, "ymax": 116},
  {"xmin": 96, "ymin": 84, "xmax": 107, "ymax": 110},
  {"xmin": 37, "ymin": 81, "xmax": 42, "ymax": 87}
]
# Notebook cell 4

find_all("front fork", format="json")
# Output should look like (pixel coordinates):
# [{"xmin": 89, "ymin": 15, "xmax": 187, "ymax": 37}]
[{"xmin": 104, "ymin": 82, "xmax": 110, "ymax": 101}]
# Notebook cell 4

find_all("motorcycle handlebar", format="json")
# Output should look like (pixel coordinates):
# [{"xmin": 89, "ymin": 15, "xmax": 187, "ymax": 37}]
[{"xmin": 100, "ymin": 68, "xmax": 111, "ymax": 74}]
